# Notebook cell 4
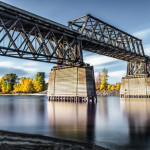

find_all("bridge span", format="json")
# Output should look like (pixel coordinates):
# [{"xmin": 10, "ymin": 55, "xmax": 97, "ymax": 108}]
[{"xmin": 0, "ymin": 2, "xmax": 149, "ymax": 101}]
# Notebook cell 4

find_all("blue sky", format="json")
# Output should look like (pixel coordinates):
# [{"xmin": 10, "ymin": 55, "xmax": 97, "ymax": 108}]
[{"xmin": 0, "ymin": 0, "xmax": 150, "ymax": 83}]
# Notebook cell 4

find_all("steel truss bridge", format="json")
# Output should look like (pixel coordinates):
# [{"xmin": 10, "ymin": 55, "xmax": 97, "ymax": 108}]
[{"xmin": 0, "ymin": 2, "xmax": 150, "ymax": 76}]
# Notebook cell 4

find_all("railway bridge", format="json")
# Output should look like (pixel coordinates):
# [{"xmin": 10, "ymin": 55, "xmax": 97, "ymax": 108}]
[{"xmin": 0, "ymin": 2, "xmax": 149, "ymax": 101}]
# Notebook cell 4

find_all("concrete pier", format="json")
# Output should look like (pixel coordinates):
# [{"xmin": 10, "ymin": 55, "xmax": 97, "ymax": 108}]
[
  {"xmin": 47, "ymin": 65, "xmax": 97, "ymax": 102},
  {"xmin": 120, "ymin": 77, "xmax": 150, "ymax": 98}
]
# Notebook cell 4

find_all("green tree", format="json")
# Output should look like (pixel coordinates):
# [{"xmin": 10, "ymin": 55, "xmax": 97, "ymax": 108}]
[
  {"xmin": 33, "ymin": 72, "xmax": 45, "ymax": 92},
  {"xmin": 0, "ymin": 73, "xmax": 18, "ymax": 93}
]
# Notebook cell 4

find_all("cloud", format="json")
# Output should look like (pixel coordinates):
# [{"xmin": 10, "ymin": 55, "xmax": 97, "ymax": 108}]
[
  {"xmin": 84, "ymin": 55, "xmax": 118, "ymax": 66},
  {"xmin": 22, "ymin": 61, "xmax": 38, "ymax": 66},
  {"xmin": 0, "ymin": 61, "xmax": 39, "ymax": 77},
  {"xmin": 143, "ymin": 44, "xmax": 150, "ymax": 55},
  {"xmin": 93, "ymin": 62, "xmax": 122, "ymax": 70},
  {"xmin": 0, "ymin": 67, "xmax": 27, "ymax": 76},
  {"xmin": 108, "ymin": 70, "xmax": 126, "ymax": 78},
  {"xmin": 133, "ymin": 28, "xmax": 150, "ymax": 39}
]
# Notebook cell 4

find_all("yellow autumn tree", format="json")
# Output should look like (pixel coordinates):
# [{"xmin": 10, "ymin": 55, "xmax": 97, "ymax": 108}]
[
  {"xmin": 1, "ymin": 77, "xmax": 7, "ymax": 93},
  {"xmin": 14, "ymin": 84, "xmax": 21, "ymax": 93},
  {"xmin": 115, "ymin": 83, "xmax": 121, "ymax": 91},
  {"xmin": 107, "ymin": 84, "xmax": 112, "ymax": 90},
  {"xmin": 110, "ymin": 85, "xmax": 116, "ymax": 90},
  {"xmin": 22, "ymin": 78, "xmax": 35, "ymax": 93},
  {"xmin": 14, "ymin": 77, "xmax": 35, "ymax": 93}
]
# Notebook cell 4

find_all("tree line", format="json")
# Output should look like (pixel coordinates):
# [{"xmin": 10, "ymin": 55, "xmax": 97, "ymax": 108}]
[
  {"xmin": 96, "ymin": 68, "xmax": 120, "ymax": 91},
  {"xmin": 0, "ymin": 72, "xmax": 47, "ymax": 93},
  {"xmin": 0, "ymin": 69, "xmax": 120, "ymax": 94}
]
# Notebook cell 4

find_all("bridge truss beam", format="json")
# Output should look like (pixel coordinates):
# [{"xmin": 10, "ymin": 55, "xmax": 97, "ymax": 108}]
[
  {"xmin": 68, "ymin": 14, "xmax": 149, "ymax": 62},
  {"xmin": 0, "ymin": 2, "xmax": 83, "ymax": 66}
]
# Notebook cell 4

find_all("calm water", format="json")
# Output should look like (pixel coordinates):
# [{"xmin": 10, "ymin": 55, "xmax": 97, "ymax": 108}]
[{"xmin": 0, "ymin": 96, "xmax": 150, "ymax": 150}]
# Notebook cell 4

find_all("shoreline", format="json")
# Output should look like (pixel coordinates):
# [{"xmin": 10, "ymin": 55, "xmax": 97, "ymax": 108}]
[
  {"xmin": 0, "ymin": 130, "xmax": 108, "ymax": 150},
  {"xmin": 0, "ymin": 93, "xmax": 47, "ymax": 96},
  {"xmin": 96, "ymin": 90, "xmax": 120, "ymax": 96}
]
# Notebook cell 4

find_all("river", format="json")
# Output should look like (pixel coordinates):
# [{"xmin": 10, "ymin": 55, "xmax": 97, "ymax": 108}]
[{"xmin": 0, "ymin": 95, "xmax": 150, "ymax": 150}]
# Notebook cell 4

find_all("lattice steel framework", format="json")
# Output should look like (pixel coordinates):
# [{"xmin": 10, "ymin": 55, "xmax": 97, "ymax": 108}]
[
  {"xmin": 0, "ymin": 2, "xmax": 83, "ymax": 66},
  {"xmin": 68, "ymin": 14, "xmax": 149, "ymax": 61},
  {"xmin": 126, "ymin": 61, "xmax": 150, "ymax": 77},
  {"xmin": 0, "ymin": 2, "xmax": 150, "ymax": 68}
]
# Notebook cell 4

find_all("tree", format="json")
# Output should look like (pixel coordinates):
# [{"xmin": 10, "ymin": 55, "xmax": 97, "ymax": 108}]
[
  {"xmin": 0, "ymin": 74, "xmax": 18, "ymax": 93},
  {"xmin": 115, "ymin": 83, "xmax": 121, "ymax": 91},
  {"xmin": 107, "ymin": 84, "xmax": 112, "ymax": 90},
  {"xmin": 96, "ymin": 73, "xmax": 101, "ymax": 90},
  {"xmin": 21, "ymin": 77, "xmax": 35, "ymax": 93},
  {"xmin": 111, "ymin": 85, "xmax": 116, "ymax": 90},
  {"xmin": 100, "ymin": 82, "xmax": 106, "ymax": 90},
  {"xmin": 1, "ymin": 77, "xmax": 7, "ymax": 93},
  {"xmin": 33, "ymin": 72, "xmax": 45, "ymax": 92},
  {"xmin": 14, "ymin": 83, "xmax": 21, "ymax": 93},
  {"xmin": 100, "ymin": 68, "xmax": 109, "ymax": 90}
]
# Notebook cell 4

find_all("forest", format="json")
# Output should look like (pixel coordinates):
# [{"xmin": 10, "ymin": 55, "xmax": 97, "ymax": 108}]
[{"xmin": 96, "ymin": 68, "xmax": 121, "ymax": 91}]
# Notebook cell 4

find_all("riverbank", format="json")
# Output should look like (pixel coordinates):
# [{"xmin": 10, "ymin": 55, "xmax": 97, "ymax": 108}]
[
  {"xmin": 0, "ymin": 93, "xmax": 47, "ymax": 96},
  {"xmin": 0, "ymin": 90, "xmax": 47, "ymax": 96},
  {"xmin": 97, "ymin": 90, "xmax": 120, "ymax": 96},
  {"xmin": 0, "ymin": 90, "xmax": 120, "ymax": 97},
  {"xmin": 0, "ymin": 130, "xmax": 108, "ymax": 150}
]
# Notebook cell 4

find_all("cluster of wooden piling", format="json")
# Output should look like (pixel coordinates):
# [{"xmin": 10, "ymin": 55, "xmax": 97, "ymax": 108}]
[
  {"xmin": 120, "ymin": 95, "xmax": 150, "ymax": 98},
  {"xmin": 48, "ymin": 96, "xmax": 97, "ymax": 103}
]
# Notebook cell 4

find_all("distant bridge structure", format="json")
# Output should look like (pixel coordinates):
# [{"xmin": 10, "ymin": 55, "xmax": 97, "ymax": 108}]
[{"xmin": 0, "ymin": 2, "xmax": 149, "ymax": 100}]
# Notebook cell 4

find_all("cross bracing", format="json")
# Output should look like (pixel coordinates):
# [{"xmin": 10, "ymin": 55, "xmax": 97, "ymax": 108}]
[{"xmin": 0, "ymin": 2, "xmax": 149, "ymax": 67}]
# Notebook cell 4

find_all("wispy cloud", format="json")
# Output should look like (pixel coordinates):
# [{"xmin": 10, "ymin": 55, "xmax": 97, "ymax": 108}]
[
  {"xmin": 0, "ymin": 61, "xmax": 39, "ymax": 76},
  {"xmin": 143, "ymin": 44, "xmax": 150, "ymax": 55},
  {"xmin": 108, "ymin": 70, "xmax": 126, "ymax": 78},
  {"xmin": 93, "ymin": 62, "xmax": 122, "ymax": 70},
  {"xmin": 133, "ymin": 28, "xmax": 150, "ymax": 39},
  {"xmin": 22, "ymin": 61, "xmax": 38, "ymax": 66},
  {"xmin": 84, "ymin": 55, "xmax": 118, "ymax": 66}
]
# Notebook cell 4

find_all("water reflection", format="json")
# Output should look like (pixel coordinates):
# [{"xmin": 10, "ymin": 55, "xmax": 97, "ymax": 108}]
[
  {"xmin": 47, "ymin": 101, "xmax": 96, "ymax": 143},
  {"xmin": 0, "ymin": 96, "xmax": 48, "ymax": 133},
  {"xmin": 1, "ymin": 96, "xmax": 150, "ymax": 149},
  {"xmin": 121, "ymin": 98, "xmax": 150, "ymax": 149}
]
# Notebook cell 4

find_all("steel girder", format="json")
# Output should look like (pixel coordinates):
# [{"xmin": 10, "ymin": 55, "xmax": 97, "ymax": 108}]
[{"xmin": 68, "ymin": 14, "xmax": 149, "ymax": 62}]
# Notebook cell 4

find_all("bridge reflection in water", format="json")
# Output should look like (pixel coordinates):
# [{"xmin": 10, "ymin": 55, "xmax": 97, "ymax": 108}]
[
  {"xmin": 120, "ymin": 98, "xmax": 150, "ymax": 149},
  {"xmin": 47, "ymin": 101, "xmax": 96, "ymax": 143},
  {"xmin": 47, "ymin": 98, "xmax": 150, "ymax": 149}
]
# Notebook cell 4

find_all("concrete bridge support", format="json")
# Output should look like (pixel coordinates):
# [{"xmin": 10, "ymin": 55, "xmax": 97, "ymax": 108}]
[
  {"xmin": 47, "ymin": 65, "xmax": 97, "ymax": 102},
  {"xmin": 120, "ymin": 61, "xmax": 150, "ymax": 98}
]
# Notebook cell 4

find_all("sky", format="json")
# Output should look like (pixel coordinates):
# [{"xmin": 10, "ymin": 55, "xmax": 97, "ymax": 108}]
[{"xmin": 0, "ymin": 0, "xmax": 150, "ymax": 83}]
